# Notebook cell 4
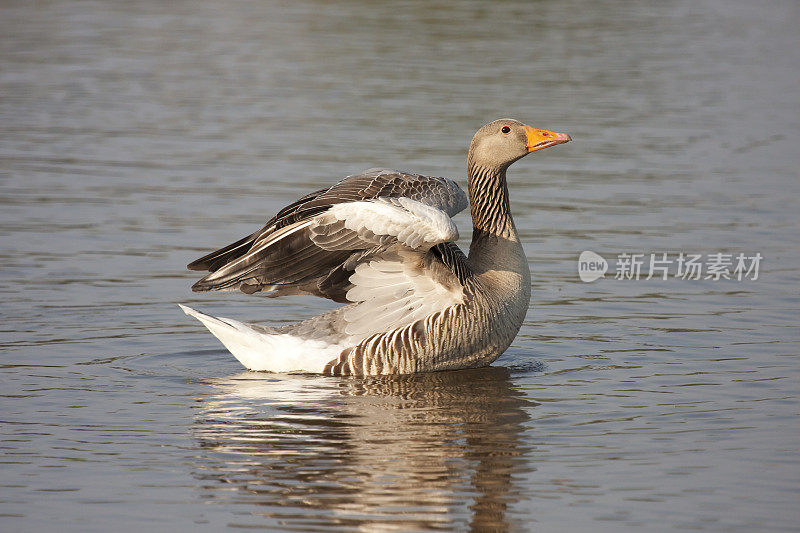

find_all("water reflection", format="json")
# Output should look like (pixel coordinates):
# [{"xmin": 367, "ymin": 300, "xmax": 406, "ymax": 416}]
[{"xmin": 192, "ymin": 367, "xmax": 535, "ymax": 531}]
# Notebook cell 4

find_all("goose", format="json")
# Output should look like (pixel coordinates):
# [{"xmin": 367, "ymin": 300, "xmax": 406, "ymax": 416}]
[{"xmin": 181, "ymin": 119, "xmax": 570, "ymax": 376}]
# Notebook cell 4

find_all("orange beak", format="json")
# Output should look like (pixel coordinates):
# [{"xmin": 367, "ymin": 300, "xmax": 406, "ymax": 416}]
[{"xmin": 524, "ymin": 125, "xmax": 571, "ymax": 152}]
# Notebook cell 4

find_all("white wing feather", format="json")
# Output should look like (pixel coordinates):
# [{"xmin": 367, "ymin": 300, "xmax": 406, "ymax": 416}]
[
  {"xmin": 343, "ymin": 254, "xmax": 463, "ymax": 341},
  {"xmin": 311, "ymin": 197, "xmax": 459, "ymax": 251}
]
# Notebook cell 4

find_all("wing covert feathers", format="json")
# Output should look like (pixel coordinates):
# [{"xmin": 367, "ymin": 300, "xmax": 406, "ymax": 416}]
[{"xmin": 311, "ymin": 198, "xmax": 459, "ymax": 251}]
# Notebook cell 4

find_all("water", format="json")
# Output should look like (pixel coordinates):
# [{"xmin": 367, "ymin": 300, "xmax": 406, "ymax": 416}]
[{"xmin": 1, "ymin": 0, "xmax": 799, "ymax": 531}]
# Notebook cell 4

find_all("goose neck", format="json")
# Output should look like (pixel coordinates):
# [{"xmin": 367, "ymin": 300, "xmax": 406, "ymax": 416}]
[{"xmin": 467, "ymin": 161, "xmax": 517, "ymax": 240}]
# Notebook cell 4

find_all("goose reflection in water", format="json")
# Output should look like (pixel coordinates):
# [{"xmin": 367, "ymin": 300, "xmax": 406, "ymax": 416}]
[{"xmin": 191, "ymin": 366, "xmax": 536, "ymax": 531}]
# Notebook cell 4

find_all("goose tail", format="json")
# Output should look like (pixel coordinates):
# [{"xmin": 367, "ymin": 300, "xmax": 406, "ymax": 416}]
[{"xmin": 179, "ymin": 305, "xmax": 345, "ymax": 373}]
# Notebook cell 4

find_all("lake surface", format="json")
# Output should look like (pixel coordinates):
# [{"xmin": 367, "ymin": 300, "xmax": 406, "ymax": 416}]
[{"xmin": 1, "ymin": 0, "xmax": 799, "ymax": 531}]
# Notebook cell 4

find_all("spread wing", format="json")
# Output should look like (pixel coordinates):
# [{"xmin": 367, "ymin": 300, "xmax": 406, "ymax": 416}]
[{"xmin": 187, "ymin": 169, "xmax": 471, "ymax": 306}]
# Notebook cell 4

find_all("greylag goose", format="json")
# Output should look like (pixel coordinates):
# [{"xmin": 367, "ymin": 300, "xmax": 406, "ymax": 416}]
[{"xmin": 181, "ymin": 119, "xmax": 570, "ymax": 376}]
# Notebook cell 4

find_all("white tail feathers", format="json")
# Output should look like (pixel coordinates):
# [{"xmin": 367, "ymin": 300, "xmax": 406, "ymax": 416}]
[{"xmin": 179, "ymin": 305, "xmax": 347, "ymax": 373}]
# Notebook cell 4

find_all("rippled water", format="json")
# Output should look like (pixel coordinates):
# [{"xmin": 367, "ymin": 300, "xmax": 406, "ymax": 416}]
[{"xmin": 2, "ymin": 0, "xmax": 799, "ymax": 531}]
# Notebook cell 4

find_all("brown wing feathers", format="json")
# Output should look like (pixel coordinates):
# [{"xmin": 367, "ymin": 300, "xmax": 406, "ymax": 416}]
[
  {"xmin": 187, "ymin": 169, "xmax": 469, "ymax": 301},
  {"xmin": 186, "ymin": 186, "xmax": 329, "ymax": 272}
]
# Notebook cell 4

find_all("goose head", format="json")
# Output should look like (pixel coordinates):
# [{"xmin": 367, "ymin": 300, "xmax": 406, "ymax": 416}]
[{"xmin": 467, "ymin": 118, "xmax": 571, "ymax": 172}]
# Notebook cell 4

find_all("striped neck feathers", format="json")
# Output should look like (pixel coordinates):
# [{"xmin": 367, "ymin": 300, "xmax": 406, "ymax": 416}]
[{"xmin": 467, "ymin": 159, "xmax": 517, "ymax": 240}]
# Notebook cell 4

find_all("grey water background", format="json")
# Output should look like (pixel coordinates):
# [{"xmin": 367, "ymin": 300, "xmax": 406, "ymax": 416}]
[{"xmin": 1, "ymin": 0, "xmax": 799, "ymax": 531}]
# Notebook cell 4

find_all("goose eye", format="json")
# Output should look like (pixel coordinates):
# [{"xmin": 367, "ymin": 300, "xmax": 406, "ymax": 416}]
[{"xmin": 501, "ymin": 126, "xmax": 511, "ymax": 134}]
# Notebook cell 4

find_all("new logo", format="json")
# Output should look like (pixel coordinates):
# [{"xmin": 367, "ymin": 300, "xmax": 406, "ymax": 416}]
[{"xmin": 578, "ymin": 251, "xmax": 608, "ymax": 282}]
